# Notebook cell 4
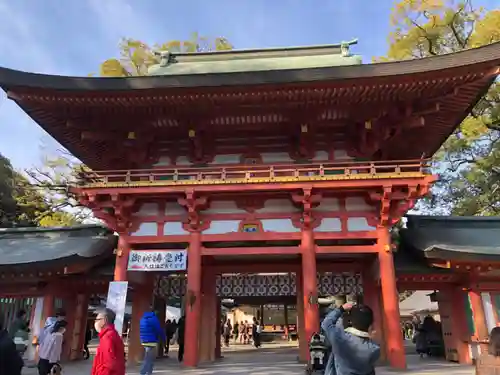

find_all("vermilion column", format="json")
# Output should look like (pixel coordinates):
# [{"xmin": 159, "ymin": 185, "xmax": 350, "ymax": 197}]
[
  {"xmin": 440, "ymin": 286, "xmax": 471, "ymax": 364},
  {"xmin": 362, "ymin": 268, "xmax": 386, "ymax": 362},
  {"xmin": 69, "ymin": 293, "xmax": 90, "ymax": 360},
  {"xmin": 301, "ymin": 227, "xmax": 319, "ymax": 360},
  {"xmin": 184, "ymin": 230, "xmax": 202, "ymax": 367},
  {"xmin": 129, "ymin": 281, "xmax": 153, "ymax": 364},
  {"xmin": 114, "ymin": 235, "xmax": 130, "ymax": 281},
  {"xmin": 199, "ymin": 267, "xmax": 216, "ymax": 363},
  {"xmin": 61, "ymin": 295, "xmax": 77, "ymax": 360},
  {"xmin": 377, "ymin": 227, "xmax": 406, "ymax": 370},
  {"xmin": 284, "ymin": 304, "xmax": 289, "ymax": 340},
  {"xmin": 451, "ymin": 288, "xmax": 472, "ymax": 364},
  {"xmin": 215, "ymin": 299, "xmax": 222, "ymax": 359},
  {"xmin": 296, "ymin": 269, "xmax": 308, "ymax": 362},
  {"xmin": 469, "ymin": 290, "xmax": 489, "ymax": 352}
]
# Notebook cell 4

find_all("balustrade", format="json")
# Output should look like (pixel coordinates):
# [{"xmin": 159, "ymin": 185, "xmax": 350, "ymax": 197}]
[{"xmin": 76, "ymin": 159, "xmax": 430, "ymax": 187}]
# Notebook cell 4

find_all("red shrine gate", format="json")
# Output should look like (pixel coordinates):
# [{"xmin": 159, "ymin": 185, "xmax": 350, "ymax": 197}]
[
  {"xmin": 91, "ymin": 186, "xmax": 432, "ymax": 368},
  {"xmin": 0, "ymin": 41, "xmax": 498, "ymax": 369}
]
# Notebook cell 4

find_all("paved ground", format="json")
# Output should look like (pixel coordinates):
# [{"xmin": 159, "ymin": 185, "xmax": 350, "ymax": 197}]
[{"xmin": 23, "ymin": 344, "xmax": 474, "ymax": 375}]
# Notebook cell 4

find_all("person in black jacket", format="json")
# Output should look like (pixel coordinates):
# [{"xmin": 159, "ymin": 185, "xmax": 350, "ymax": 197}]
[
  {"xmin": 83, "ymin": 324, "xmax": 92, "ymax": 359},
  {"xmin": 0, "ymin": 315, "xmax": 24, "ymax": 375},
  {"xmin": 177, "ymin": 316, "xmax": 185, "ymax": 362}
]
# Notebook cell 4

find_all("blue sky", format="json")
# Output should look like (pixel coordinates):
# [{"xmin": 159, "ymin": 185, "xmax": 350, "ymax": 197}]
[{"xmin": 0, "ymin": 0, "xmax": 497, "ymax": 169}]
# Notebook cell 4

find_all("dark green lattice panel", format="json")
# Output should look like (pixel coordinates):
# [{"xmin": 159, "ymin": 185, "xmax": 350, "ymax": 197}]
[{"xmin": 464, "ymin": 293, "xmax": 475, "ymax": 336}]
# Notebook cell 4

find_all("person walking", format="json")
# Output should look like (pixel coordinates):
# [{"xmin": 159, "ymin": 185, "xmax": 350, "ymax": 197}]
[
  {"xmin": 139, "ymin": 308, "xmax": 166, "ymax": 375},
  {"xmin": 91, "ymin": 308, "xmax": 125, "ymax": 375},
  {"xmin": 164, "ymin": 319, "xmax": 174, "ymax": 356},
  {"xmin": 238, "ymin": 321, "xmax": 245, "ymax": 344},
  {"xmin": 321, "ymin": 303, "xmax": 380, "ymax": 375},
  {"xmin": 233, "ymin": 321, "xmax": 239, "ymax": 343},
  {"xmin": 223, "ymin": 319, "xmax": 232, "ymax": 347},
  {"xmin": 177, "ymin": 316, "xmax": 185, "ymax": 362},
  {"xmin": 252, "ymin": 317, "xmax": 261, "ymax": 348},
  {"xmin": 9, "ymin": 309, "xmax": 30, "ymax": 357},
  {"xmin": 37, "ymin": 320, "xmax": 67, "ymax": 375},
  {"xmin": 0, "ymin": 315, "xmax": 23, "ymax": 375},
  {"xmin": 83, "ymin": 324, "xmax": 92, "ymax": 359},
  {"xmin": 38, "ymin": 309, "xmax": 66, "ymax": 348}
]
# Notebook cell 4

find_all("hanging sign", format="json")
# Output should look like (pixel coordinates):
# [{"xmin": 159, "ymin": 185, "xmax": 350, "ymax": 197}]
[
  {"xmin": 128, "ymin": 250, "xmax": 187, "ymax": 271},
  {"xmin": 106, "ymin": 281, "xmax": 128, "ymax": 336}
]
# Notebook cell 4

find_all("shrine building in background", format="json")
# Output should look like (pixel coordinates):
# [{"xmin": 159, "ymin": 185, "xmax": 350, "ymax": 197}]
[{"xmin": 0, "ymin": 40, "xmax": 500, "ymax": 369}]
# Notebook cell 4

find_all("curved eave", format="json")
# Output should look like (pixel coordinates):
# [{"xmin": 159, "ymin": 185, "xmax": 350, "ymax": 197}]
[
  {"xmin": 0, "ymin": 228, "xmax": 118, "ymax": 273},
  {"xmin": 400, "ymin": 215, "xmax": 500, "ymax": 264},
  {"xmin": 421, "ymin": 245, "xmax": 500, "ymax": 263},
  {"xmin": 0, "ymin": 252, "xmax": 113, "ymax": 273},
  {"xmin": 0, "ymin": 42, "xmax": 499, "ymax": 91}
]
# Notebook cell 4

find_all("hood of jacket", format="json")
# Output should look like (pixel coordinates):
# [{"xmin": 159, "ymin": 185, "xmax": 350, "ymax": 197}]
[
  {"xmin": 142, "ymin": 311, "xmax": 156, "ymax": 319},
  {"xmin": 44, "ymin": 317, "xmax": 57, "ymax": 328}
]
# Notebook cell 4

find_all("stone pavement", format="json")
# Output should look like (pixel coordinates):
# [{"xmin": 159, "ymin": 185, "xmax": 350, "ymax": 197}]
[{"xmin": 23, "ymin": 346, "xmax": 474, "ymax": 375}]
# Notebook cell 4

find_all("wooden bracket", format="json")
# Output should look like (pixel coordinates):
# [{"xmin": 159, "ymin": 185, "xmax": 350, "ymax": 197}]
[
  {"xmin": 372, "ymin": 186, "xmax": 392, "ymax": 227},
  {"xmin": 292, "ymin": 188, "xmax": 322, "ymax": 229},
  {"xmin": 178, "ymin": 189, "xmax": 208, "ymax": 231}
]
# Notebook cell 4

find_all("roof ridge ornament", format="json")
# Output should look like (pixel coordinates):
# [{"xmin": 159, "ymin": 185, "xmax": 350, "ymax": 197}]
[
  {"xmin": 340, "ymin": 39, "xmax": 358, "ymax": 57},
  {"xmin": 148, "ymin": 50, "xmax": 174, "ymax": 75},
  {"xmin": 154, "ymin": 50, "xmax": 172, "ymax": 67}
]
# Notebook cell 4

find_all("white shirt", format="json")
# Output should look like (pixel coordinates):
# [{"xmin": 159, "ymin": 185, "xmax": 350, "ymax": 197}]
[{"xmin": 38, "ymin": 332, "xmax": 64, "ymax": 363}]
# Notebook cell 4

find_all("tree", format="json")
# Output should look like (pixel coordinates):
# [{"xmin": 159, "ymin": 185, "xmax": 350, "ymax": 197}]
[
  {"xmin": 0, "ymin": 154, "xmax": 18, "ymax": 226},
  {"xmin": 98, "ymin": 33, "xmax": 233, "ymax": 77},
  {"xmin": 380, "ymin": 1, "xmax": 500, "ymax": 215},
  {"xmin": 0, "ymin": 152, "xmax": 79, "ymax": 227},
  {"xmin": 23, "ymin": 148, "xmax": 92, "ymax": 224}
]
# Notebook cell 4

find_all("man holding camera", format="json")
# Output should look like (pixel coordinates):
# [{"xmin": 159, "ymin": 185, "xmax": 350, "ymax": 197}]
[{"xmin": 321, "ymin": 303, "xmax": 380, "ymax": 375}]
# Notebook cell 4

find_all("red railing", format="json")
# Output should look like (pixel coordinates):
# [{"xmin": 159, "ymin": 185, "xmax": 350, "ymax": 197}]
[{"xmin": 76, "ymin": 159, "xmax": 431, "ymax": 187}]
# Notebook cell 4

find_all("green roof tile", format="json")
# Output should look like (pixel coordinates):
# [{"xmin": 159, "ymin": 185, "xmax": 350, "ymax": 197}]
[{"xmin": 148, "ymin": 40, "xmax": 362, "ymax": 76}]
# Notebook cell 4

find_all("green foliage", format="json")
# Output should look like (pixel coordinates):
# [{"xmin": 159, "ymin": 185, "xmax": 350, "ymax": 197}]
[
  {"xmin": 0, "ymin": 154, "xmax": 18, "ymax": 226},
  {"xmin": 99, "ymin": 33, "xmax": 233, "ymax": 77},
  {"xmin": 38, "ymin": 211, "xmax": 80, "ymax": 227},
  {"xmin": 0, "ymin": 152, "xmax": 81, "ymax": 227},
  {"xmin": 23, "ymin": 149, "xmax": 91, "ymax": 224},
  {"xmin": 381, "ymin": 0, "xmax": 500, "ymax": 215}
]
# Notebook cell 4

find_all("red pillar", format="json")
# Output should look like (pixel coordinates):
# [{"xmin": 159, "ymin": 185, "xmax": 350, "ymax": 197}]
[
  {"xmin": 69, "ymin": 293, "xmax": 90, "ymax": 360},
  {"xmin": 184, "ymin": 230, "xmax": 202, "ymax": 367},
  {"xmin": 284, "ymin": 304, "xmax": 289, "ymax": 340},
  {"xmin": 296, "ymin": 269, "xmax": 308, "ymax": 362},
  {"xmin": 439, "ymin": 286, "xmax": 471, "ymax": 364},
  {"xmin": 41, "ymin": 293, "xmax": 55, "ymax": 327},
  {"xmin": 301, "ymin": 227, "xmax": 319, "ymax": 360},
  {"xmin": 215, "ymin": 298, "xmax": 222, "ymax": 359},
  {"xmin": 362, "ymin": 268, "xmax": 386, "ymax": 362},
  {"xmin": 377, "ymin": 227, "xmax": 406, "ymax": 370},
  {"xmin": 469, "ymin": 290, "xmax": 489, "ymax": 353},
  {"xmin": 129, "ymin": 281, "xmax": 153, "ymax": 364},
  {"xmin": 114, "ymin": 235, "xmax": 130, "ymax": 281},
  {"xmin": 199, "ymin": 267, "xmax": 216, "ymax": 363}
]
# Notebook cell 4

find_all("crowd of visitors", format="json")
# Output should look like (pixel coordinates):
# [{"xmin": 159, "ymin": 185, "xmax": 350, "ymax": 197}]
[
  {"xmin": 222, "ymin": 316, "xmax": 262, "ymax": 348},
  {"xmin": 3, "ymin": 303, "xmax": 500, "ymax": 375}
]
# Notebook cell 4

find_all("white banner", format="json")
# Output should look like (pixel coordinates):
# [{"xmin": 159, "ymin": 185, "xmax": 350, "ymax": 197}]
[
  {"xmin": 106, "ymin": 281, "xmax": 128, "ymax": 336},
  {"xmin": 128, "ymin": 250, "xmax": 187, "ymax": 271}
]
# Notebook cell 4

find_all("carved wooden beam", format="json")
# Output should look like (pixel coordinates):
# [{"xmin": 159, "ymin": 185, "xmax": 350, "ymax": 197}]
[
  {"xmin": 291, "ymin": 188, "xmax": 322, "ymax": 228},
  {"xmin": 178, "ymin": 189, "xmax": 208, "ymax": 231}
]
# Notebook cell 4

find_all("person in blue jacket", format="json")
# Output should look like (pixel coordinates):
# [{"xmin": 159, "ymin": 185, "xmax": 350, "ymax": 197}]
[
  {"xmin": 139, "ymin": 308, "xmax": 166, "ymax": 375},
  {"xmin": 321, "ymin": 303, "xmax": 380, "ymax": 375}
]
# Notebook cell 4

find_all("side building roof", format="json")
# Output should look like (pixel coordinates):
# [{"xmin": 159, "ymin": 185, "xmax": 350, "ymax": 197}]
[
  {"xmin": 0, "ymin": 225, "xmax": 117, "ymax": 274},
  {"xmin": 399, "ymin": 215, "xmax": 500, "ymax": 262}
]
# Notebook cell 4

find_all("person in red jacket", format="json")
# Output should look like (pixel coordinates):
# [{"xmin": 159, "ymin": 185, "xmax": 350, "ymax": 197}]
[{"xmin": 91, "ymin": 308, "xmax": 125, "ymax": 375}]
